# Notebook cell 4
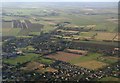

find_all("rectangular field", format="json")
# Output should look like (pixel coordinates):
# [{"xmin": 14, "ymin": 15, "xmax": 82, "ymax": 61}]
[
  {"xmin": 21, "ymin": 61, "xmax": 57, "ymax": 73},
  {"xmin": 46, "ymin": 52, "xmax": 82, "ymax": 62},
  {"xmin": 97, "ymin": 56, "xmax": 119, "ymax": 64},
  {"xmin": 95, "ymin": 32, "xmax": 116, "ymax": 41},
  {"xmin": 46, "ymin": 52, "xmax": 109, "ymax": 70},
  {"xmin": 99, "ymin": 77, "xmax": 120, "ymax": 81},
  {"xmin": 75, "ymin": 60, "xmax": 108, "ymax": 70},
  {"xmin": 3, "ymin": 53, "xmax": 39, "ymax": 65}
]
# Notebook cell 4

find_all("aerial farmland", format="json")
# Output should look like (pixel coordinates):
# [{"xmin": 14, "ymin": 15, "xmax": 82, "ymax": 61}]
[{"xmin": 2, "ymin": 2, "xmax": 119, "ymax": 82}]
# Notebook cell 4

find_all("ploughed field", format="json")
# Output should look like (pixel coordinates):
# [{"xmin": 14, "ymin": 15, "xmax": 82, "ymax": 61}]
[
  {"xmin": 45, "ymin": 51, "xmax": 83, "ymax": 62},
  {"xmin": 46, "ymin": 50, "xmax": 118, "ymax": 70}
]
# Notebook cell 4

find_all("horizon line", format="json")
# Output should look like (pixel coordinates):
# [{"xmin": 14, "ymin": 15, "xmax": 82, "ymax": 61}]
[{"xmin": 2, "ymin": 1, "xmax": 120, "ymax": 3}]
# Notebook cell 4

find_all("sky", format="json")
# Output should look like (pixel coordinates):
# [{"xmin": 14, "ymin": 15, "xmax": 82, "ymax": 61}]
[{"xmin": 1, "ymin": 0, "xmax": 119, "ymax": 2}]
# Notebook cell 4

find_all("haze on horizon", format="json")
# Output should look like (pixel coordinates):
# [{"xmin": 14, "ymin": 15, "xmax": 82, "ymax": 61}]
[{"xmin": 2, "ymin": 0, "xmax": 119, "ymax": 2}]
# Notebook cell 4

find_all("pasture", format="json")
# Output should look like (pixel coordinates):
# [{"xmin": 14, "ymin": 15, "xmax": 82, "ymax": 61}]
[
  {"xmin": 97, "ymin": 56, "xmax": 119, "ymax": 64},
  {"xmin": 3, "ymin": 53, "xmax": 40, "ymax": 65},
  {"xmin": 36, "ymin": 57, "xmax": 54, "ymax": 65},
  {"xmin": 3, "ymin": 53, "xmax": 54, "ymax": 66},
  {"xmin": 99, "ymin": 77, "xmax": 120, "ymax": 81},
  {"xmin": 69, "ymin": 53, "xmax": 102, "ymax": 64}
]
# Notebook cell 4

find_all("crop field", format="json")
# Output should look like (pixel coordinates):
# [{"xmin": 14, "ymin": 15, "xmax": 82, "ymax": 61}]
[
  {"xmin": 21, "ymin": 61, "xmax": 57, "ymax": 73},
  {"xmin": 46, "ymin": 52, "xmax": 112, "ymax": 70},
  {"xmin": 18, "ymin": 46, "xmax": 35, "ymax": 53},
  {"xmin": 36, "ymin": 57, "xmax": 54, "ymax": 65},
  {"xmin": 3, "ymin": 52, "xmax": 55, "ymax": 66},
  {"xmin": 16, "ymin": 36, "xmax": 33, "ymax": 38},
  {"xmin": 113, "ymin": 33, "xmax": 120, "ymax": 41},
  {"xmin": 79, "ymin": 32, "xmax": 97, "ymax": 37},
  {"xmin": 2, "ymin": 28, "xmax": 21, "ymax": 36},
  {"xmin": 29, "ymin": 32, "xmax": 41, "ymax": 35},
  {"xmin": 41, "ymin": 17, "xmax": 70, "ymax": 23},
  {"xmin": 2, "ymin": 20, "xmax": 43, "ymax": 36},
  {"xmin": 69, "ymin": 53, "xmax": 102, "ymax": 64},
  {"xmin": 75, "ymin": 60, "xmax": 108, "ymax": 70},
  {"xmin": 2, "ymin": 6, "xmax": 118, "ymax": 37},
  {"xmin": 30, "ymin": 20, "xmax": 57, "ymax": 33},
  {"xmin": 63, "ymin": 13, "xmax": 117, "ymax": 32},
  {"xmin": 46, "ymin": 52, "xmax": 118, "ymax": 70},
  {"xmin": 65, "ymin": 49, "xmax": 88, "ymax": 56},
  {"xmin": 94, "ymin": 32, "xmax": 116, "ymax": 41},
  {"xmin": 46, "ymin": 51, "xmax": 82, "ymax": 62},
  {"xmin": 2, "ymin": 2, "xmax": 119, "ymax": 82},
  {"xmin": 2, "ymin": 28, "xmax": 12, "ymax": 33},
  {"xmin": 97, "ymin": 56, "xmax": 119, "ymax": 64}
]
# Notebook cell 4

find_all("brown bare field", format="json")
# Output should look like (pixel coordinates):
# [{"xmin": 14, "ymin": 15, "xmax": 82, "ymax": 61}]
[
  {"xmin": 65, "ymin": 49, "xmax": 88, "ymax": 55},
  {"xmin": 21, "ymin": 61, "xmax": 44, "ymax": 71},
  {"xmin": 64, "ymin": 24, "xmax": 79, "ymax": 27},
  {"xmin": 57, "ymin": 29, "xmax": 79, "ymax": 33},
  {"xmin": 95, "ymin": 32, "xmax": 116, "ymax": 41},
  {"xmin": 114, "ymin": 33, "xmax": 120, "ymax": 41},
  {"xmin": 21, "ymin": 61, "xmax": 57, "ymax": 73},
  {"xmin": 37, "ymin": 67, "xmax": 57, "ymax": 73},
  {"xmin": 46, "ymin": 52, "xmax": 82, "ymax": 62},
  {"xmin": 75, "ymin": 60, "xmax": 108, "ymax": 70}
]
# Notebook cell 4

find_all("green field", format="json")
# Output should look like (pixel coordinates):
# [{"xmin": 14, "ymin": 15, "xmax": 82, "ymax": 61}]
[
  {"xmin": 16, "ymin": 36, "xmax": 33, "ymax": 38},
  {"xmin": 3, "ymin": 53, "xmax": 54, "ymax": 65},
  {"xmin": 2, "ymin": 28, "xmax": 21, "ymax": 36},
  {"xmin": 18, "ymin": 46, "xmax": 35, "ymax": 53},
  {"xmin": 97, "ymin": 56, "xmax": 119, "ymax": 64},
  {"xmin": 69, "ymin": 53, "xmax": 102, "ymax": 64},
  {"xmin": 36, "ymin": 57, "xmax": 54, "ymax": 65},
  {"xmin": 29, "ymin": 32, "xmax": 41, "ymax": 36},
  {"xmin": 2, "ymin": 6, "xmax": 118, "ymax": 37},
  {"xmin": 3, "ymin": 53, "xmax": 40, "ymax": 65},
  {"xmin": 80, "ymin": 32, "xmax": 96, "ymax": 37},
  {"xmin": 99, "ymin": 77, "xmax": 120, "ymax": 81}
]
